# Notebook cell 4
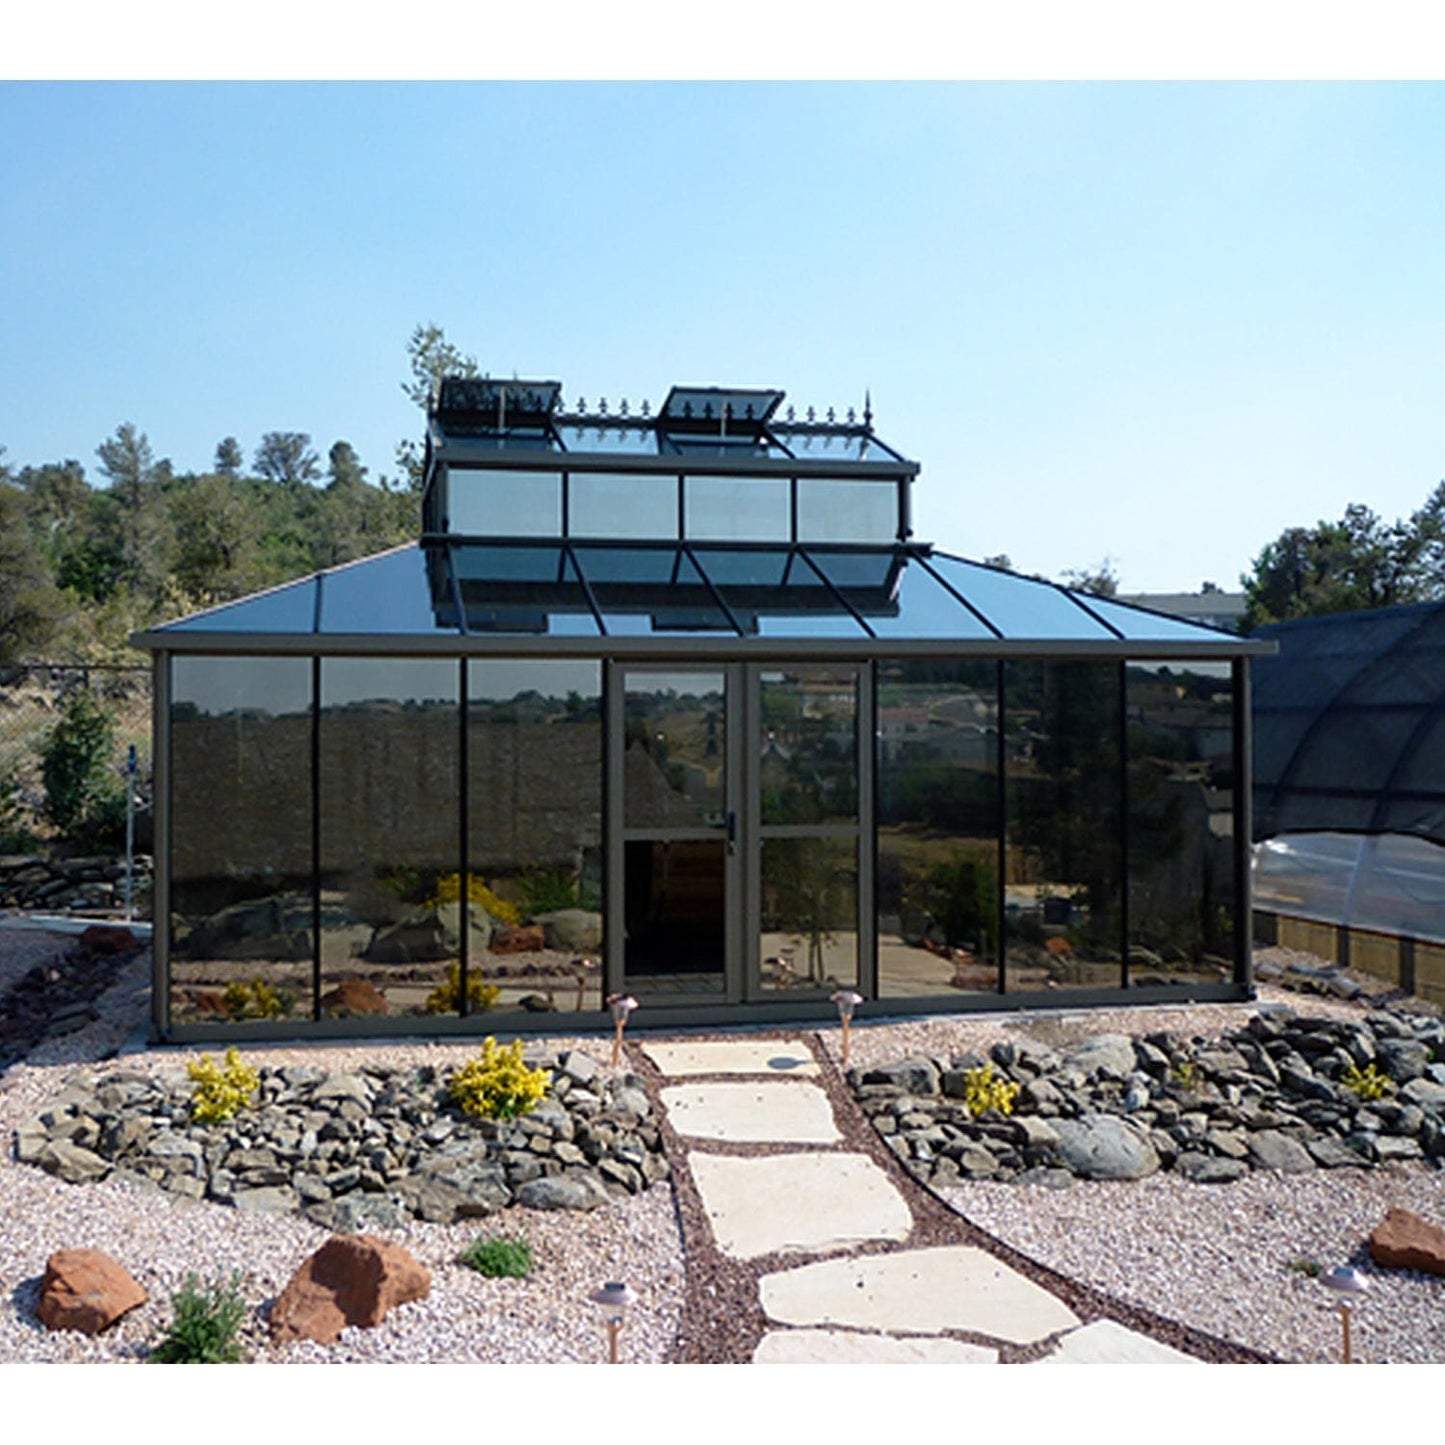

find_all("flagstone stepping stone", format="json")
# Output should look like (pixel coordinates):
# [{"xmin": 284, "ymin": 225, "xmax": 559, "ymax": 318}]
[
  {"xmin": 689, "ymin": 1151, "xmax": 911, "ymax": 1258},
  {"xmin": 1029, "ymin": 1318, "xmax": 1202, "ymax": 1364},
  {"xmin": 661, "ymin": 1081, "xmax": 841, "ymax": 1144},
  {"xmin": 753, "ymin": 1329, "xmax": 998, "ymax": 1364},
  {"xmin": 758, "ymin": 1246, "xmax": 1081, "ymax": 1346},
  {"xmin": 644, "ymin": 1040, "xmax": 819, "ymax": 1077}
]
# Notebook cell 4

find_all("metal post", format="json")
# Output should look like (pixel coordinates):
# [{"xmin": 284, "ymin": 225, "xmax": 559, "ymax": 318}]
[{"xmin": 124, "ymin": 743, "xmax": 137, "ymax": 921}]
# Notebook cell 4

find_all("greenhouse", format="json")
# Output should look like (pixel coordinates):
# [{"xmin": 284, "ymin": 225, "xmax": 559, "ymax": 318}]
[{"xmin": 134, "ymin": 377, "xmax": 1271, "ymax": 1041}]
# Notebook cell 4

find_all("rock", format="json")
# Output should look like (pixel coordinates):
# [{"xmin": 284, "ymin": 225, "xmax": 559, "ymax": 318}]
[
  {"xmin": 365, "ymin": 902, "xmax": 492, "ymax": 963},
  {"xmin": 1401, "ymin": 1077, "xmax": 1445, "ymax": 1111},
  {"xmin": 1052, "ymin": 1115, "xmax": 1160, "ymax": 1180},
  {"xmin": 37, "ymin": 1249, "xmax": 147, "ymax": 1335},
  {"xmin": 516, "ymin": 1173, "xmax": 611, "ymax": 1211},
  {"xmin": 558, "ymin": 1050, "xmax": 599, "ymax": 1088},
  {"xmin": 269, "ymin": 1235, "xmax": 430, "ymax": 1345},
  {"xmin": 1246, "ymin": 1130, "xmax": 1316, "ymax": 1174},
  {"xmin": 1063, "ymin": 1034, "xmax": 1137, "ymax": 1081},
  {"xmin": 490, "ymin": 924, "xmax": 546, "ymax": 955},
  {"xmin": 1307, "ymin": 1136, "xmax": 1370, "ymax": 1168},
  {"xmin": 1369, "ymin": 1207, "xmax": 1445, "ymax": 1277},
  {"xmin": 319, "ymin": 979, "xmax": 389, "ymax": 1017},
  {"xmin": 232, "ymin": 1185, "xmax": 301, "ymax": 1213},
  {"xmin": 37, "ymin": 1139, "xmax": 111, "ymax": 1184},
  {"xmin": 1174, "ymin": 1152, "xmax": 1249, "ymax": 1183},
  {"xmin": 862, "ymin": 1058, "xmax": 940, "ymax": 1095},
  {"xmin": 1376, "ymin": 1038, "xmax": 1431, "ymax": 1084},
  {"xmin": 77, "ymin": 925, "xmax": 140, "ymax": 956},
  {"xmin": 535, "ymin": 909, "xmax": 603, "ymax": 952}
]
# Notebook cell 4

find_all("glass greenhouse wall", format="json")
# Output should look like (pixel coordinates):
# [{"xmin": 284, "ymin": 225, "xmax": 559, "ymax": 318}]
[{"xmin": 138, "ymin": 377, "xmax": 1268, "ymax": 1040}]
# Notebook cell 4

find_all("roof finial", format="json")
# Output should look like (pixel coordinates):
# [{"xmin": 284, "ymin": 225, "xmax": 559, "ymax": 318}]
[{"xmin": 863, "ymin": 389, "xmax": 873, "ymax": 430}]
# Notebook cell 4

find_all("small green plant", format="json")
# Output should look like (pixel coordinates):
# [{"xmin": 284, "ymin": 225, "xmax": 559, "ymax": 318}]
[
  {"xmin": 149, "ymin": 1271, "xmax": 248, "ymax": 1363},
  {"xmin": 424, "ymin": 961, "xmax": 501, "ymax": 1015},
  {"xmin": 41, "ymin": 687, "xmax": 125, "ymax": 850},
  {"xmin": 449, "ymin": 1037, "xmax": 550, "ymax": 1120},
  {"xmin": 961, "ymin": 1061, "xmax": 1020, "ymax": 1118},
  {"xmin": 222, "ymin": 978, "xmax": 293, "ymax": 1020},
  {"xmin": 457, "ymin": 1232, "xmax": 533, "ymax": 1279},
  {"xmin": 1341, "ymin": 1061, "xmax": 1393, "ymax": 1101},
  {"xmin": 0, "ymin": 768, "xmax": 39, "ymax": 852},
  {"xmin": 1284, "ymin": 1257, "xmax": 1324, "ymax": 1278},
  {"xmin": 516, "ymin": 867, "xmax": 580, "ymax": 918},
  {"xmin": 1170, "ymin": 1059, "xmax": 1199, "ymax": 1092},
  {"xmin": 187, "ymin": 1047, "xmax": 259, "ymax": 1124}
]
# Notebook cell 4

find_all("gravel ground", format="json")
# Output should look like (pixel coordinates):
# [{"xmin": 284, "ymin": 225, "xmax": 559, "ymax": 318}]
[{"xmin": 1, "ymin": 931, "xmax": 1442, "ymax": 1365}]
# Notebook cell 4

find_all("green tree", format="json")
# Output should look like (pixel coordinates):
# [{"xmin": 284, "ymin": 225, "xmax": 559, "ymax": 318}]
[
  {"xmin": 169, "ymin": 472, "xmax": 265, "ymax": 600},
  {"xmin": 396, "ymin": 323, "xmax": 480, "ymax": 490},
  {"xmin": 95, "ymin": 423, "xmax": 174, "ymax": 596},
  {"xmin": 1060, "ymin": 558, "xmax": 1120, "ymax": 597},
  {"xmin": 214, "ymin": 436, "xmax": 244, "ymax": 476},
  {"xmin": 0, "ymin": 482, "xmax": 64, "ymax": 664},
  {"xmin": 254, "ymin": 432, "xmax": 320, "ymax": 487},
  {"xmin": 42, "ymin": 687, "xmax": 125, "ymax": 849}
]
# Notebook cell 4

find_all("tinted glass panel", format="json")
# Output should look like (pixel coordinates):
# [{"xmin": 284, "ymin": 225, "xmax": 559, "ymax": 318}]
[
  {"xmin": 927, "ymin": 555, "xmax": 1112, "ymax": 641},
  {"xmin": 684, "ymin": 476, "xmax": 790, "ymax": 541},
  {"xmin": 862, "ymin": 556, "xmax": 996, "ymax": 642},
  {"xmin": 624, "ymin": 672, "xmax": 728, "ymax": 830},
  {"xmin": 569, "ymin": 473, "xmax": 679, "ymax": 539},
  {"xmin": 469, "ymin": 661, "xmax": 605, "ymax": 1012},
  {"xmin": 1085, "ymin": 593, "xmax": 1238, "ymax": 643},
  {"xmin": 623, "ymin": 839, "xmax": 727, "ymax": 993},
  {"xmin": 168, "ymin": 656, "xmax": 315, "ymax": 1026},
  {"xmin": 317, "ymin": 545, "xmax": 445, "ymax": 634},
  {"xmin": 877, "ymin": 660, "xmax": 1002, "ymax": 999},
  {"xmin": 558, "ymin": 424, "xmax": 659, "ymax": 456},
  {"xmin": 796, "ymin": 480, "xmax": 898, "ymax": 543},
  {"xmin": 758, "ymin": 669, "xmax": 857, "ymax": 825},
  {"xmin": 165, "ymin": 576, "xmax": 318, "ymax": 633},
  {"xmin": 447, "ymin": 468, "xmax": 562, "ymax": 537},
  {"xmin": 760, "ymin": 837, "xmax": 858, "ymax": 991},
  {"xmin": 1126, "ymin": 661, "xmax": 1236, "ymax": 985},
  {"xmin": 1004, "ymin": 661, "xmax": 1123, "ymax": 992},
  {"xmin": 318, "ymin": 659, "xmax": 461, "ymax": 1018}
]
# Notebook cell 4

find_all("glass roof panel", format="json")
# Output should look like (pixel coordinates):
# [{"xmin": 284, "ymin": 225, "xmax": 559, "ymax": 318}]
[
  {"xmin": 556, "ymin": 424, "xmax": 661, "ymax": 456},
  {"xmin": 859, "ymin": 555, "xmax": 995, "ymax": 641},
  {"xmin": 568, "ymin": 474, "xmax": 680, "ymax": 540},
  {"xmin": 775, "ymin": 428, "xmax": 898, "ymax": 463},
  {"xmin": 690, "ymin": 547, "xmax": 796, "ymax": 588},
  {"xmin": 572, "ymin": 545, "xmax": 681, "ymax": 586},
  {"xmin": 451, "ymin": 544, "xmax": 567, "ymax": 584},
  {"xmin": 924, "ymin": 554, "xmax": 1112, "ymax": 640},
  {"xmin": 161, "ymin": 574, "xmax": 319, "ymax": 633},
  {"xmin": 1080, "ymin": 592, "xmax": 1239, "ymax": 643},
  {"xmin": 796, "ymin": 478, "xmax": 898, "ymax": 543},
  {"xmin": 318, "ymin": 545, "xmax": 450, "ymax": 634}
]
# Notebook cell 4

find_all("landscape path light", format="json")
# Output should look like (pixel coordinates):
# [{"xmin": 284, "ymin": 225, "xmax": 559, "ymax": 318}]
[
  {"xmin": 606, "ymin": 994, "xmax": 638, "ymax": 1067},
  {"xmin": 1320, "ymin": 1264, "xmax": 1371, "ymax": 1363},
  {"xmin": 588, "ymin": 1280, "xmax": 638, "ymax": 1363},
  {"xmin": 831, "ymin": 990, "xmax": 863, "ymax": 1066}
]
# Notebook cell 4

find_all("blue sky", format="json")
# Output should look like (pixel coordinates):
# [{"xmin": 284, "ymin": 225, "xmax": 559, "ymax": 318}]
[{"xmin": 3, "ymin": 79, "xmax": 1444, "ymax": 592}]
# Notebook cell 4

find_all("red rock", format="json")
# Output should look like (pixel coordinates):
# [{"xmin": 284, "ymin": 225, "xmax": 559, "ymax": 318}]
[
  {"xmin": 79, "ymin": 924, "xmax": 139, "ymax": 955},
  {"xmin": 1369, "ymin": 1206, "xmax": 1445, "ymax": 1277},
  {"xmin": 320, "ymin": 979, "xmax": 388, "ymax": 1016},
  {"xmin": 37, "ymin": 1248, "xmax": 148, "ymax": 1335},
  {"xmin": 190, "ymin": 990, "xmax": 228, "ymax": 1016},
  {"xmin": 489, "ymin": 924, "xmax": 545, "ymax": 955},
  {"xmin": 269, "ymin": 1235, "xmax": 430, "ymax": 1346}
]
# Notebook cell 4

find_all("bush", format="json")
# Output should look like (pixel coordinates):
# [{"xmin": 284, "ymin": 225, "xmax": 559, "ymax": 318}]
[
  {"xmin": 222, "ymin": 978, "xmax": 294, "ymax": 1020},
  {"xmin": 515, "ymin": 868, "xmax": 579, "ymax": 917},
  {"xmin": 424, "ymin": 961, "xmax": 501, "ymax": 1015},
  {"xmin": 1342, "ymin": 1061, "xmax": 1393, "ymax": 1101},
  {"xmin": 0, "ymin": 768, "xmax": 38, "ymax": 852},
  {"xmin": 149, "ymin": 1271, "xmax": 248, "ymax": 1363},
  {"xmin": 961, "ymin": 1061, "xmax": 1020, "ymax": 1118},
  {"xmin": 41, "ymin": 687, "xmax": 125, "ymax": 850},
  {"xmin": 188, "ymin": 1047, "xmax": 259, "ymax": 1124},
  {"xmin": 449, "ymin": 1037, "xmax": 550, "ymax": 1120},
  {"xmin": 427, "ymin": 872, "xmax": 521, "ymax": 927},
  {"xmin": 457, "ymin": 1233, "xmax": 533, "ymax": 1279}
]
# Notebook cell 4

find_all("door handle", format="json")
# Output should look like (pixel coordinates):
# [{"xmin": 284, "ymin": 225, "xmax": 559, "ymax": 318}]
[{"xmin": 726, "ymin": 810, "xmax": 737, "ymax": 855}]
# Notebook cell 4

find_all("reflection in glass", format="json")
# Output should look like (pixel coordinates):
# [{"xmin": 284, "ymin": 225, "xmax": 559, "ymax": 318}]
[
  {"xmin": 447, "ymin": 468, "xmax": 562, "ymax": 537},
  {"xmin": 1005, "ymin": 661, "xmax": 1123, "ymax": 992},
  {"xmin": 623, "ymin": 673, "xmax": 727, "ymax": 830},
  {"xmin": 623, "ymin": 839, "xmax": 727, "ymax": 992},
  {"xmin": 319, "ymin": 658, "xmax": 461, "ymax": 1018},
  {"xmin": 876, "ymin": 661, "xmax": 1002, "ymax": 998},
  {"xmin": 569, "ymin": 473, "xmax": 679, "ymax": 539},
  {"xmin": 1126, "ymin": 661, "xmax": 1236, "ymax": 985},
  {"xmin": 760, "ymin": 838, "xmax": 858, "ymax": 991},
  {"xmin": 169, "ymin": 656, "xmax": 315, "ymax": 1025},
  {"xmin": 758, "ymin": 669, "xmax": 857, "ymax": 824}
]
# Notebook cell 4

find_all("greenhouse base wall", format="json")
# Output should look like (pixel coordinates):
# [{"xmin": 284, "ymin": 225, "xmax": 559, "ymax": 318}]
[{"xmin": 1255, "ymin": 909, "xmax": 1445, "ymax": 1009}]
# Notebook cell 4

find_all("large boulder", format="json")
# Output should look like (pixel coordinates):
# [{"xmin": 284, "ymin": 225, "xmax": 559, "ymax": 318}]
[
  {"xmin": 269, "ymin": 1235, "xmax": 431, "ymax": 1345},
  {"xmin": 365, "ymin": 902, "xmax": 492, "ymax": 964},
  {"xmin": 1369, "ymin": 1207, "xmax": 1445, "ymax": 1277},
  {"xmin": 1052, "ymin": 1114, "xmax": 1160, "ymax": 1180},
  {"xmin": 37, "ymin": 1248, "xmax": 147, "ymax": 1335},
  {"xmin": 1061, "ymin": 1034, "xmax": 1137, "ymax": 1082},
  {"xmin": 319, "ymin": 979, "xmax": 388, "ymax": 1017},
  {"xmin": 535, "ymin": 909, "xmax": 603, "ymax": 953}
]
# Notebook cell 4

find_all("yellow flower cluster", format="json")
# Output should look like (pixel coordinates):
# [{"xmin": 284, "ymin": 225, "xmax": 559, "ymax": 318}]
[
  {"xmin": 448, "ymin": 1037, "xmax": 550, "ymax": 1121},
  {"xmin": 961, "ymin": 1061, "xmax": 1021, "ymax": 1118},
  {"xmin": 188, "ymin": 1048, "xmax": 259, "ymax": 1124},
  {"xmin": 424, "ymin": 962, "xmax": 501, "ymax": 1015},
  {"xmin": 427, "ymin": 873, "xmax": 522, "ymax": 927}
]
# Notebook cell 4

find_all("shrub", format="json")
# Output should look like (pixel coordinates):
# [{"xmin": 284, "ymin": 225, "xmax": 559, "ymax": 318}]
[
  {"xmin": 449, "ymin": 1037, "xmax": 550, "ymax": 1120},
  {"xmin": 961, "ymin": 1061, "xmax": 1020, "ymax": 1118},
  {"xmin": 427, "ymin": 872, "xmax": 521, "ymax": 927},
  {"xmin": 188, "ymin": 1047, "xmax": 259, "ymax": 1124},
  {"xmin": 41, "ymin": 687, "xmax": 125, "ymax": 850},
  {"xmin": 516, "ymin": 867, "xmax": 579, "ymax": 917},
  {"xmin": 1341, "ymin": 1061, "xmax": 1393, "ymax": 1101},
  {"xmin": 0, "ymin": 768, "xmax": 38, "ymax": 852},
  {"xmin": 424, "ymin": 961, "xmax": 501, "ymax": 1015},
  {"xmin": 457, "ymin": 1233, "xmax": 533, "ymax": 1279},
  {"xmin": 149, "ymin": 1271, "xmax": 248, "ymax": 1363},
  {"xmin": 222, "ymin": 978, "xmax": 293, "ymax": 1020}
]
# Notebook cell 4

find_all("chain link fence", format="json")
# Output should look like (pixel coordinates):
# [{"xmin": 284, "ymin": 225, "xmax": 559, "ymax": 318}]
[{"xmin": 0, "ymin": 661, "xmax": 153, "ymax": 856}]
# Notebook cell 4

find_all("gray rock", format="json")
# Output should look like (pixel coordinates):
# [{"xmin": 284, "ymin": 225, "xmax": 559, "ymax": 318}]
[
  {"xmin": 1063, "ymin": 1035, "xmax": 1137, "ymax": 1081},
  {"xmin": 37, "ymin": 1139, "xmax": 111, "ymax": 1184},
  {"xmin": 323, "ymin": 1191, "xmax": 411, "ymax": 1232},
  {"xmin": 609, "ymin": 1086, "xmax": 651, "ymax": 1121},
  {"xmin": 516, "ymin": 1173, "xmax": 611, "ymax": 1211},
  {"xmin": 864, "ymin": 1058, "xmax": 940, "ymax": 1095},
  {"xmin": 1401, "ymin": 1077, "xmax": 1445, "ymax": 1111},
  {"xmin": 558, "ymin": 1050, "xmax": 600, "ymax": 1089},
  {"xmin": 1014, "ymin": 1166, "xmax": 1074, "ymax": 1189},
  {"xmin": 1246, "ymin": 1130, "xmax": 1316, "ymax": 1173},
  {"xmin": 1052, "ymin": 1115, "xmax": 1160, "ymax": 1180},
  {"xmin": 1374, "ymin": 1136, "xmax": 1424, "ymax": 1162},
  {"xmin": 1307, "ymin": 1136, "xmax": 1370, "ymax": 1168},
  {"xmin": 535, "ymin": 908, "xmax": 603, "ymax": 953},
  {"xmin": 1376, "ymin": 1038, "xmax": 1431, "ymax": 1083},
  {"xmin": 231, "ymin": 1185, "xmax": 300, "ymax": 1213},
  {"xmin": 1174, "ymin": 1151, "xmax": 1249, "ymax": 1183}
]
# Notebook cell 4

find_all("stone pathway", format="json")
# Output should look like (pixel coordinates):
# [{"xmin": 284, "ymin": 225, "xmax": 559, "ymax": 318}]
[{"xmin": 643, "ymin": 1035, "xmax": 1202, "ymax": 1364}]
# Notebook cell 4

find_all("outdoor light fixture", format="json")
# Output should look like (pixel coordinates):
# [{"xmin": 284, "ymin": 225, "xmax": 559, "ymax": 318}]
[
  {"xmin": 1320, "ymin": 1265, "xmax": 1371, "ymax": 1363},
  {"xmin": 606, "ymin": 994, "xmax": 638, "ymax": 1067},
  {"xmin": 831, "ymin": 989, "xmax": 863, "ymax": 1066},
  {"xmin": 588, "ymin": 1280, "xmax": 638, "ymax": 1363}
]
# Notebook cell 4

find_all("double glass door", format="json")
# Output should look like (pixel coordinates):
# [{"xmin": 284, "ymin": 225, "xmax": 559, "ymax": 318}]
[{"xmin": 608, "ymin": 663, "xmax": 868, "ymax": 1005}]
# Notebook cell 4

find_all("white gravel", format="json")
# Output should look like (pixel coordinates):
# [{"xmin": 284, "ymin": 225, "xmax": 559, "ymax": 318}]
[{"xmin": 2, "ymin": 931, "xmax": 1442, "ymax": 1365}]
